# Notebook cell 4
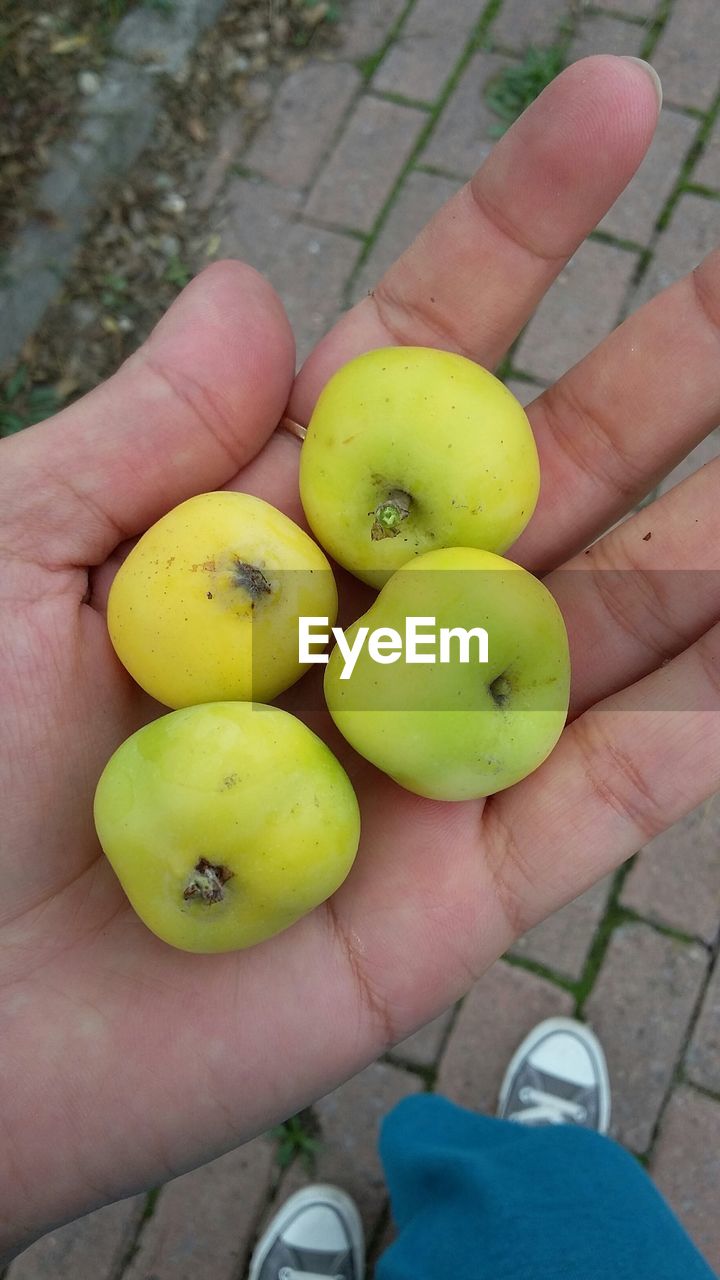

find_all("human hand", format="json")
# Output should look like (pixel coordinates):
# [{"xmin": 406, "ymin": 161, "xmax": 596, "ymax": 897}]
[{"xmin": 2, "ymin": 55, "xmax": 718, "ymax": 1256}]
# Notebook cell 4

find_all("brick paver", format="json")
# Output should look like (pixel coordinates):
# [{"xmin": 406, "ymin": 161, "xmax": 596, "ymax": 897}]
[
  {"xmin": 613, "ymin": 0, "xmax": 661, "ymax": 16},
  {"xmin": 652, "ymin": 0, "xmax": 720, "ymax": 110},
  {"xmin": 600, "ymin": 107, "xmax": 699, "ymax": 245},
  {"xmin": 437, "ymin": 961, "xmax": 574, "ymax": 1113},
  {"xmin": 584, "ymin": 923, "xmax": 708, "ymax": 1153},
  {"xmin": 373, "ymin": 0, "xmax": 482, "ymax": 104},
  {"xmin": 420, "ymin": 50, "xmax": 516, "ymax": 178},
  {"xmin": 216, "ymin": 177, "xmax": 359, "ymax": 361},
  {"xmin": 305, "ymin": 95, "xmax": 426, "ymax": 232},
  {"xmin": 338, "ymin": 0, "xmax": 406, "ymax": 60},
  {"xmin": 258, "ymin": 1062, "xmax": 422, "ymax": 1245},
  {"xmin": 693, "ymin": 122, "xmax": 720, "ymax": 189},
  {"xmin": 656, "ymin": 427, "xmax": 720, "ymax": 497},
  {"xmin": 620, "ymin": 801, "xmax": 720, "ymax": 944},
  {"xmin": 570, "ymin": 12, "xmax": 646, "ymax": 62},
  {"xmin": 634, "ymin": 191, "xmax": 720, "ymax": 309},
  {"xmin": 504, "ymin": 377, "xmax": 546, "ymax": 405},
  {"xmin": 686, "ymin": 955, "xmax": 720, "ymax": 1093},
  {"xmin": 194, "ymin": 111, "xmax": 248, "ymax": 213},
  {"xmin": 7, "ymin": 1196, "xmax": 145, "ymax": 1280},
  {"xmin": 651, "ymin": 1086, "xmax": 720, "ymax": 1272},
  {"xmin": 389, "ymin": 1006, "xmax": 457, "ymax": 1069},
  {"xmin": 245, "ymin": 62, "xmax": 361, "ymax": 190},
  {"xmin": 489, "ymin": 0, "xmax": 571, "ymax": 51},
  {"xmin": 352, "ymin": 169, "xmax": 458, "ymax": 302},
  {"xmin": 513, "ymin": 238, "xmax": 638, "ymax": 383},
  {"xmin": 511, "ymin": 877, "xmax": 614, "ymax": 982},
  {"xmin": 124, "ymin": 1138, "xmax": 275, "ymax": 1280}
]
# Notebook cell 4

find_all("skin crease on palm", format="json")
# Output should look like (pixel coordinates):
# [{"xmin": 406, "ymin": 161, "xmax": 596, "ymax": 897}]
[{"xmin": 2, "ymin": 54, "xmax": 720, "ymax": 1258}]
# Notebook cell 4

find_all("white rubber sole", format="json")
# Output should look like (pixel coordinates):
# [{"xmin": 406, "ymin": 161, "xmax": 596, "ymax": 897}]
[
  {"xmin": 497, "ymin": 1015, "xmax": 612, "ymax": 1135},
  {"xmin": 249, "ymin": 1182, "xmax": 365, "ymax": 1280}
]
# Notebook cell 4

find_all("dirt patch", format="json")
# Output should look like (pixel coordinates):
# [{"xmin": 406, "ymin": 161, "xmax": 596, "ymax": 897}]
[
  {"xmin": 1, "ymin": 0, "xmax": 344, "ymax": 432},
  {"xmin": 0, "ymin": 1, "xmax": 145, "ymax": 248}
]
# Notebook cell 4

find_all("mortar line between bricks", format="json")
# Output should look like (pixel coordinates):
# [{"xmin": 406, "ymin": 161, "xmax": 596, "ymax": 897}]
[
  {"xmin": 643, "ymin": 941, "xmax": 715, "ymax": 1165},
  {"xmin": 354, "ymin": 0, "xmax": 418, "ymax": 83},
  {"xmin": 368, "ymin": 89, "xmax": 434, "ymax": 112},
  {"xmin": 504, "ymin": 366, "xmax": 550, "ymax": 388},
  {"xmin": 244, "ymin": 0, "xmax": 426, "ymax": 211},
  {"xmin": 381, "ymin": 1056, "xmax": 437, "ymax": 1090},
  {"xmin": 500, "ymin": 951, "xmax": 579, "ymax": 998},
  {"xmin": 234, "ymin": 3, "xmax": 426, "ymax": 224},
  {"xmin": 663, "ymin": 104, "xmax": 707, "ymax": 120},
  {"xmin": 384, "ymin": 993, "xmax": 465, "ymax": 1080},
  {"xmin": 639, "ymin": 0, "xmax": 676, "ymax": 62},
  {"xmin": 620, "ymin": 85, "xmax": 720, "ymax": 322},
  {"xmin": 115, "ymin": 1187, "xmax": 160, "ymax": 1279},
  {"xmin": 481, "ymin": 0, "xmax": 579, "ymax": 60},
  {"xmin": 656, "ymin": 88, "xmax": 720, "ymax": 231},
  {"xmin": 246, "ymin": 64, "xmax": 367, "ymax": 207},
  {"xmin": 365, "ymin": 1200, "xmax": 392, "ymax": 1278},
  {"xmin": 587, "ymin": 5, "xmax": 660, "ymax": 29},
  {"xmin": 413, "ymin": 160, "xmax": 477, "ymax": 182},
  {"xmin": 233, "ymin": 1155, "xmax": 292, "ymax": 1280},
  {"xmin": 295, "ymin": 212, "xmax": 369, "ymax": 241},
  {"xmin": 589, "ymin": 228, "xmax": 650, "ymax": 255},
  {"xmin": 342, "ymin": 0, "xmax": 505, "ymax": 305},
  {"xmin": 614, "ymin": 907, "xmax": 710, "ymax": 949},
  {"xmin": 678, "ymin": 1078, "xmax": 720, "ymax": 1107},
  {"xmin": 574, "ymin": 862, "xmax": 636, "ymax": 1015},
  {"xmin": 683, "ymin": 183, "xmax": 720, "ymax": 200}
]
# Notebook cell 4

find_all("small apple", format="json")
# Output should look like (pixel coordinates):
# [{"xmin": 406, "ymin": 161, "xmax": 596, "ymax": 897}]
[
  {"xmin": 324, "ymin": 546, "xmax": 570, "ymax": 801},
  {"xmin": 299, "ymin": 346, "xmax": 540, "ymax": 588},
  {"xmin": 94, "ymin": 702, "xmax": 361, "ymax": 953},
  {"xmin": 107, "ymin": 490, "xmax": 337, "ymax": 708}
]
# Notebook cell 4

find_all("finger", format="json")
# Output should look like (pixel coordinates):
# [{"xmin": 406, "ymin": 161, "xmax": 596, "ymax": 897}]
[
  {"xmin": 512, "ymin": 248, "xmax": 720, "ymax": 573},
  {"xmin": 483, "ymin": 620, "xmax": 720, "ymax": 939},
  {"xmin": 0, "ymin": 262, "xmax": 295, "ymax": 566},
  {"xmin": 551, "ymin": 455, "xmax": 720, "ymax": 720},
  {"xmin": 289, "ymin": 55, "xmax": 661, "ymax": 423}
]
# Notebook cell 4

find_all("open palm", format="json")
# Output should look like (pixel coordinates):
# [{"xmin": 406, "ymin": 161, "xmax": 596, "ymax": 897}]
[{"xmin": 2, "ymin": 56, "xmax": 718, "ymax": 1257}]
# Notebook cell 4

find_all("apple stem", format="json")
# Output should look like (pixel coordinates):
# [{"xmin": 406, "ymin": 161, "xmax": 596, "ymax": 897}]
[
  {"xmin": 183, "ymin": 858, "xmax": 233, "ymax": 905},
  {"xmin": 371, "ymin": 489, "xmax": 411, "ymax": 541}
]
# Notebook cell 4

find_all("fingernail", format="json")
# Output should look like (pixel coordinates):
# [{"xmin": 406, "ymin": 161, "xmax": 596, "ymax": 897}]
[{"xmin": 622, "ymin": 56, "xmax": 663, "ymax": 110}]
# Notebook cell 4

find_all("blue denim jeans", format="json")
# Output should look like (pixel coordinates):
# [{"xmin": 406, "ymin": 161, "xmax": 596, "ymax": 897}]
[{"xmin": 376, "ymin": 1095, "xmax": 715, "ymax": 1279}]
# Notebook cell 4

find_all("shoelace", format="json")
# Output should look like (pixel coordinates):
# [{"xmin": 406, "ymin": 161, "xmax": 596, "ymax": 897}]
[
  {"xmin": 508, "ymin": 1085, "xmax": 587, "ymax": 1126},
  {"xmin": 278, "ymin": 1270, "xmax": 343, "ymax": 1280}
]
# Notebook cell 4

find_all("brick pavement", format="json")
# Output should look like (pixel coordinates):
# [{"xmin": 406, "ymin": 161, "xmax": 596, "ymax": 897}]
[{"xmin": 7, "ymin": 0, "xmax": 720, "ymax": 1275}]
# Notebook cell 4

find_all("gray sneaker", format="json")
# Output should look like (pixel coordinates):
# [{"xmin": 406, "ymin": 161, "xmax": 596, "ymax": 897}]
[
  {"xmin": 497, "ymin": 1016, "xmax": 611, "ymax": 1133},
  {"xmin": 249, "ymin": 1184, "xmax": 364, "ymax": 1280}
]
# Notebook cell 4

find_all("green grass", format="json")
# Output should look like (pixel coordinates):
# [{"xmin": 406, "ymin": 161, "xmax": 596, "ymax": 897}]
[
  {"xmin": 483, "ymin": 45, "xmax": 566, "ymax": 137},
  {"xmin": 271, "ymin": 1112, "xmax": 321, "ymax": 1172},
  {"xmin": 100, "ymin": 272, "xmax": 129, "ymax": 309},
  {"xmin": 164, "ymin": 256, "xmax": 193, "ymax": 289},
  {"xmin": 0, "ymin": 365, "xmax": 60, "ymax": 437}
]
